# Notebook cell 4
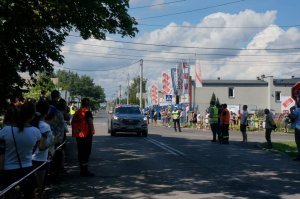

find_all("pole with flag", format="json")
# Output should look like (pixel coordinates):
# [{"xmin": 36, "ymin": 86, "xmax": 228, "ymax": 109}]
[{"xmin": 195, "ymin": 60, "xmax": 203, "ymax": 88}]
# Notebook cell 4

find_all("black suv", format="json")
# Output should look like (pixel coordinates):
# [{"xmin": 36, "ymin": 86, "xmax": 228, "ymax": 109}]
[{"xmin": 108, "ymin": 105, "xmax": 148, "ymax": 137}]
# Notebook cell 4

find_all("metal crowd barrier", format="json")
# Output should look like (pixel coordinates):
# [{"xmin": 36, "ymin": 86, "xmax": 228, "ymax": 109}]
[{"xmin": 0, "ymin": 141, "xmax": 66, "ymax": 197}]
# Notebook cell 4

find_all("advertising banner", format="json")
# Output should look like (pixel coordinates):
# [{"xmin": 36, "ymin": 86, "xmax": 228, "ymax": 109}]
[
  {"xmin": 162, "ymin": 70, "xmax": 172, "ymax": 95},
  {"xmin": 171, "ymin": 68, "xmax": 178, "ymax": 95},
  {"xmin": 177, "ymin": 62, "xmax": 183, "ymax": 96},
  {"xmin": 195, "ymin": 60, "xmax": 203, "ymax": 88},
  {"xmin": 182, "ymin": 61, "xmax": 190, "ymax": 95}
]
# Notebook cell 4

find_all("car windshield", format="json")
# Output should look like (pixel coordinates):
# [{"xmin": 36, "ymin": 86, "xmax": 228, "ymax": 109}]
[{"xmin": 115, "ymin": 107, "xmax": 141, "ymax": 114}]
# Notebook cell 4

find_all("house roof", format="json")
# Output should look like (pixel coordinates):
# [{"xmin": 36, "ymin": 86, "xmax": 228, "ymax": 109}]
[
  {"xmin": 203, "ymin": 80, "xmax": 267, "ymax": 86},
  {"xmin": 202, "ymin": 78, "xmax": 300, "ymax": 87}
]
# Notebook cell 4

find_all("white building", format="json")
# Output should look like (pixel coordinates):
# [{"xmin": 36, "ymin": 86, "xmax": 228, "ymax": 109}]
[{"xmin": 193, "ymin": 76, "xmax": 299, "ymax": 115}]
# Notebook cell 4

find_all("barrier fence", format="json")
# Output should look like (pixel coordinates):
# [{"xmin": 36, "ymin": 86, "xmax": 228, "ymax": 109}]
[{"xmin": 0, "ymin": 141, "xmax": 66, "ymax": 197}]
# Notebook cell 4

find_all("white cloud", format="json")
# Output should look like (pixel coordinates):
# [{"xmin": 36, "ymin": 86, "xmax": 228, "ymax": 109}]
[{"xmin": 61, "ymin": 9, "xmax": 300, "ymax": 100}]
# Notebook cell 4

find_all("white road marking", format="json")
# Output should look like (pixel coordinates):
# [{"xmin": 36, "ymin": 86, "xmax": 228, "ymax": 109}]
[{"xmin": 145, "ymin": 137, "xmax": 185, "ymax": 156}]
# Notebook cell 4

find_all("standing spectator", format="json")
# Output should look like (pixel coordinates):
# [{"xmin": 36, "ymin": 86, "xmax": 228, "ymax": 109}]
[
  {"xmin": 71, "ymin": 98, "xmax": 95, "ymax": 177},
  {"xmin": 153, "ymin": 109, "xmax": 158, "ymax": 126},
  {"xmin": 166, "ymin": 107, "xmax": 172, "ymax": 128},
  {"xmin": 160, "ymin": 107, "xmax": 166, "ymax": 127},
  {"xmin": 208, "ymin": 101, "xmax": 219, "ymax": 142},
  {"xmin": 264, "ymin": 108, "xmax": 276, "ymax": 149},
  {"xmin": 240, "ymin": 105, "xmax": 249, "ymax": 143},
  {"xmin": 290, "ymin": 105, "xmax": 300, "ymax": 161},
  {"xmin": 150, "ymin": 108, "xmax": 154, "ymax": 124},
  {"xmin": 196, "ymin": 112, "xmax": 201, "ymax": 129},
  {"xmin": 283, "ymin": 114, "xmax": 290, "ymax": 133},
  {"xmin": 48, "ymin": 90, "xmax": 65, "ymax": 182},
  {"xmin": 145, "ymin": 107, "xmax": 150, "ymax": 124},
  {"xmin": 172, "ymin": 106, "xmax": 181, "ymax": 132},
  {"xmin": 0, "ymin": 101, "xmax": 41, "ymax": 198},
  {"xmin": 220, "ymin": 104, "xmax": 230, "ymax": 144},
  {"xmin": 31, "ymin": 100, "xmax": 54, "ymax": 199},
  {"xmin": 204, "ymin": 111, "xmax": 210, "ymax": 129}
]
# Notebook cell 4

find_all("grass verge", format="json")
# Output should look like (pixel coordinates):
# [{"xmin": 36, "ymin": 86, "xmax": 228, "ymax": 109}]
[{"xmin": 260, "ymin": 141, "xmax": 298, "ymax": 158}]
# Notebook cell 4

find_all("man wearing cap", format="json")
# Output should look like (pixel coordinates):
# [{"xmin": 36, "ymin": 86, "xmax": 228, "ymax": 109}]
[{"xmin": 172, "ymin": 106, "xmax": 181, "ymax": 132}]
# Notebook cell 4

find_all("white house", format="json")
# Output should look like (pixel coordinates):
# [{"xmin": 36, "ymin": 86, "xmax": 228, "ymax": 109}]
[{"xmin": 193, "ymin": 76, "xmax": 299, "ymax": 115}]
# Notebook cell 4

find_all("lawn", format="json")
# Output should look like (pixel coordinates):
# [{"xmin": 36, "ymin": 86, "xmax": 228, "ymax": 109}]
[{"xmin": 261, "ymin": 141, "xmax": 298, "ymax": 158}]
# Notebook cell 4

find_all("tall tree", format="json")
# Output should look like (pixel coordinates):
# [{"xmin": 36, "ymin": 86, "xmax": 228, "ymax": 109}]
[
  {"xmin": 0, "ymin": 0, "xmax": 138, "ymax": 112},
  {"xmin": 128, "ymin": 76, "xmax": 147, "ymax": 106},
  {"xmin": 23, "ymin": 72, "xmax": 56, "ymax": 100}
]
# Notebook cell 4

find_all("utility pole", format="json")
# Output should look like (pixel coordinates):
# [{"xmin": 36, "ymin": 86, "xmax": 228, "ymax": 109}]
[
  {"xmin": 127, "ymin": 74, "xmax": 129, "ymax": 105},
  {"xmin": 140, "ymin": 59, "xmax": 143, "ymax": 109},
  {"xmin": 119, "ymin": 85, "xmax": 122, "ymax": 103}
]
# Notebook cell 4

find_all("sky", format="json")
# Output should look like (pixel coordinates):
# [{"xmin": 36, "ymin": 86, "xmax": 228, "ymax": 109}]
[{"xmin": 58, "ymin": 0, "xmax": 300, "ymax": 101}]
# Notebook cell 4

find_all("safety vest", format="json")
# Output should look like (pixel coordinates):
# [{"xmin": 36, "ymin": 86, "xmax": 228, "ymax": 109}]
[
  {"xmin": 221, "ymin": 108, "xmax": 230, "ymax": 124},
  {"xmin": 71, "ymin": 107, "xmax": 94, "ymax": 138},
  {"xmin": 209, "ymin": 106, "xmax": 219, "ymax": 122},
  {"xmin": 70, "ymin": 105, "xmax": 76, "ymax": 115},
  {"xmin": 172, "ymin": 110, "xmax": 180, "ymax": 119}
]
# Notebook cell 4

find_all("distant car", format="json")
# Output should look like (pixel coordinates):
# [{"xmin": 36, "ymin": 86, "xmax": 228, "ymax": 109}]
[{"xmin": 108, "ymin": 104, "xmax": 148, "ymax": 137}]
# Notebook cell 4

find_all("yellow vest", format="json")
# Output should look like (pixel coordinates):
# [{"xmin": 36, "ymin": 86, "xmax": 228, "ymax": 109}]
[{"xmin": 172, "ymin": 110, "xmax": 180, "ymax": 119}]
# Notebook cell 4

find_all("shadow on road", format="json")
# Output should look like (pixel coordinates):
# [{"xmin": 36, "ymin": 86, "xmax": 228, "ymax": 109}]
[{"xmin": 45, "ymin": 130, "xmax": 300, "ymax": 199}]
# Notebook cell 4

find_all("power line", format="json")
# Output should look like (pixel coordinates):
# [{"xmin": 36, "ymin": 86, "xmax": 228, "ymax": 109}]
[
  {"xmin": 62, "ymin": 50, "xmax": 300, "ymax": 64},
  {"xmin": 138, "ymin": 23, "xmax": 300, "ymax": 29},
  {"xmin": 64, "ymin": 43, "xmax": 300, "ymax": 57},
  {"xmin": 67, "ymin": 35, "xmax": 300, "ymax": 51},
  {"xmin": 130, "ymin": 0, "xmax": 186, "ymax": 9},
  {"xmin": 138, "ymin": 0, "xmax": 246, "ymax": 20},
  {"xmin": 55, "ymin": 60, "xmax": 140, "ymax": 72}
]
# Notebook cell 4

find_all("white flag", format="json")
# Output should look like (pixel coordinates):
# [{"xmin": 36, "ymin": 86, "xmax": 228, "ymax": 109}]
[{"xmin": 195, "ymin": 60, "xmax": 203, "ymax": 88}]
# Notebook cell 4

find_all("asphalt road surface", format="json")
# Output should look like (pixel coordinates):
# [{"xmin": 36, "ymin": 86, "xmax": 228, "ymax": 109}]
[{"xmin": 45, "ymin": 112, "xmax": 300, "ymax": 199}]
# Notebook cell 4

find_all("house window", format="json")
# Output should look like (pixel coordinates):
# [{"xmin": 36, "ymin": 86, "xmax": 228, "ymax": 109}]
[
  {"xmin": 275, "ymin": 91, "xmax": 281, "ymax": 102},
  {"xmin": 228, "ymin": 87, "xmax": 234, "ymax": 98}
]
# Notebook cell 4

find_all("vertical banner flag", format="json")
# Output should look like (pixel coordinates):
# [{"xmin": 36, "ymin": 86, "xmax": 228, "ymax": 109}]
[
  {"xmin": 162, "ymin": 71, "xmax": 172, "ymax": 95},
  {"xmin": 147, "ymin": 86, "xmax": 152, "ymax": 107},
  {"xmin": 182, "ymin": 61, "xmax": 190, "ymax": 95},
  {"xmin": 150, "ymin": 83, "xmax": 158, "ymax": 105},
  {"xmin": 171, "ymin": 68, "xmax": 178, "ymax": 95},
  {"xmin": 177, "ymin": 62, "xmax": 183, "ymax": 96},
  {"xmin": 195, "ymin": 60, "xmax": 203, "ymax": 87}
]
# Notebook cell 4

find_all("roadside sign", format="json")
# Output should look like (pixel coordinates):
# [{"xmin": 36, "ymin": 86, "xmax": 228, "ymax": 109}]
[
  {"xmin": 281, "ymin": 96, "xmax": 295, "ymax": 113},
  {"xmin": 166, "ymin": 95, "xmax": 172, "ymax": 101}
]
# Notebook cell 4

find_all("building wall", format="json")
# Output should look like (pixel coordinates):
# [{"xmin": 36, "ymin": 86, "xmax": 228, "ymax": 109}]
[{"xmin": 194, "ymin": 80, "xmax": 295, "ymax": 115}]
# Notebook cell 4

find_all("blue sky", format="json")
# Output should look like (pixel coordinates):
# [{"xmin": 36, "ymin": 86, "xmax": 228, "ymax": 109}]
[{"xmin": 60, "ymin": 0, "xmax": 300, "ymax": 100}]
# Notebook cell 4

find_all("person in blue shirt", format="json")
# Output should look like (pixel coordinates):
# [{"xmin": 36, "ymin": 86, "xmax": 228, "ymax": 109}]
[{"xmin": 290, "ymin": 104, "xmax": 300, "ymax": 161}]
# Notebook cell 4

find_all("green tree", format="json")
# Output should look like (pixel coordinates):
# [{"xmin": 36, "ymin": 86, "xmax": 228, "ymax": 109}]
[
  {"xmin": 23, "ymin": 72, "xmax": 56, "ymax": 100},
  {"xmin": 56, "ymin": 70, "xmax": 106, "ymax": 108},
  {"xmin": 128, "ymin": 76, "xmax": 147, "ymax": 106},
  {"xmin": 210, "ymin": 93, "xmax": 217, "ymax": 105},
  {"xmin": 0, "ymin": 0, "xmax": 138, "ymax": 112}
]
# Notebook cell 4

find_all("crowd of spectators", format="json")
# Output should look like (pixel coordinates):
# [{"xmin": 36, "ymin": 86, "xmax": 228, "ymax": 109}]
[{"xmin": 0, "ymin": 90, "xmax": 71, "ymax": 199}]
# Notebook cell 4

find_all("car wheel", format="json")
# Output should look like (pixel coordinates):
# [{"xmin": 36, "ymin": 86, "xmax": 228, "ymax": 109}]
[
  {"xmin": 142, "ymin": 131, "xmax": 148, "ymax": 137},
  {"xmin": 137, "ymin": 132, "xmax": 142, "ymax": 136},
  {"xmin": 111, "ymin": 130, "xmax": 116, "ymax": 136}
]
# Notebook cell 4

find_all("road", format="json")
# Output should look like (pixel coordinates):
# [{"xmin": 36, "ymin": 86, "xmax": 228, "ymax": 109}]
[{"xmin": 46, "ymin": 112, "xmax": 300, "ymax": 199}]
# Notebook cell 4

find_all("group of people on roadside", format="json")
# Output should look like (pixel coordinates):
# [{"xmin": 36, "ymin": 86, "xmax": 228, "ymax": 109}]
[
  {"xmin": 206, "ymin": 99, "xmax": 300, "ymax": 161},
  {"xmin": 0, "ymin": 90, "xmax": 96, "ymax": 198}
]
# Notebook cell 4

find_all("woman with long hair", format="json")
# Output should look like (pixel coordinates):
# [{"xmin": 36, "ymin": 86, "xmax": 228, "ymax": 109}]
[{"xmin": 0, "ymin": 101, "xmax": 41, "ymax": 198}]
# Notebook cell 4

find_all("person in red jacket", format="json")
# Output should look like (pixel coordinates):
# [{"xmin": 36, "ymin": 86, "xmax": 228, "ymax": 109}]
[
  {"xmin": 71, "ymin": 98, "xmax": 95, "ymax": 177},
  {"xmin": 220, "ymin": 104, "xmax": 230, "ymax": 144}
]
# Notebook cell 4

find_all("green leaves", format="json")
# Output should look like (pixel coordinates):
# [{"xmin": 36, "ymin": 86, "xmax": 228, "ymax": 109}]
[{"xmin": 0, "ymin": 0, "xmax": 138, "ymax": 112}]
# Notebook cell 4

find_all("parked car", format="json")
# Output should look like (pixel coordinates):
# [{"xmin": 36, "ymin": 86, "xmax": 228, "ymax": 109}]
[{"xmin": 108, "ymin": 104, "xmax": 148, "ymax": 137}]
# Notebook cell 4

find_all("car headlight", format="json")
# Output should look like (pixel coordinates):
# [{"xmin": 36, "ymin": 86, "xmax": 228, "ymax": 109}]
[
  {"xmin": 113, "ymin": 115, "xmax": 119, "ymax": 120},
  {"xmin": 143, "ymin": 117, "xmax": 147, "ymax": 121}
]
